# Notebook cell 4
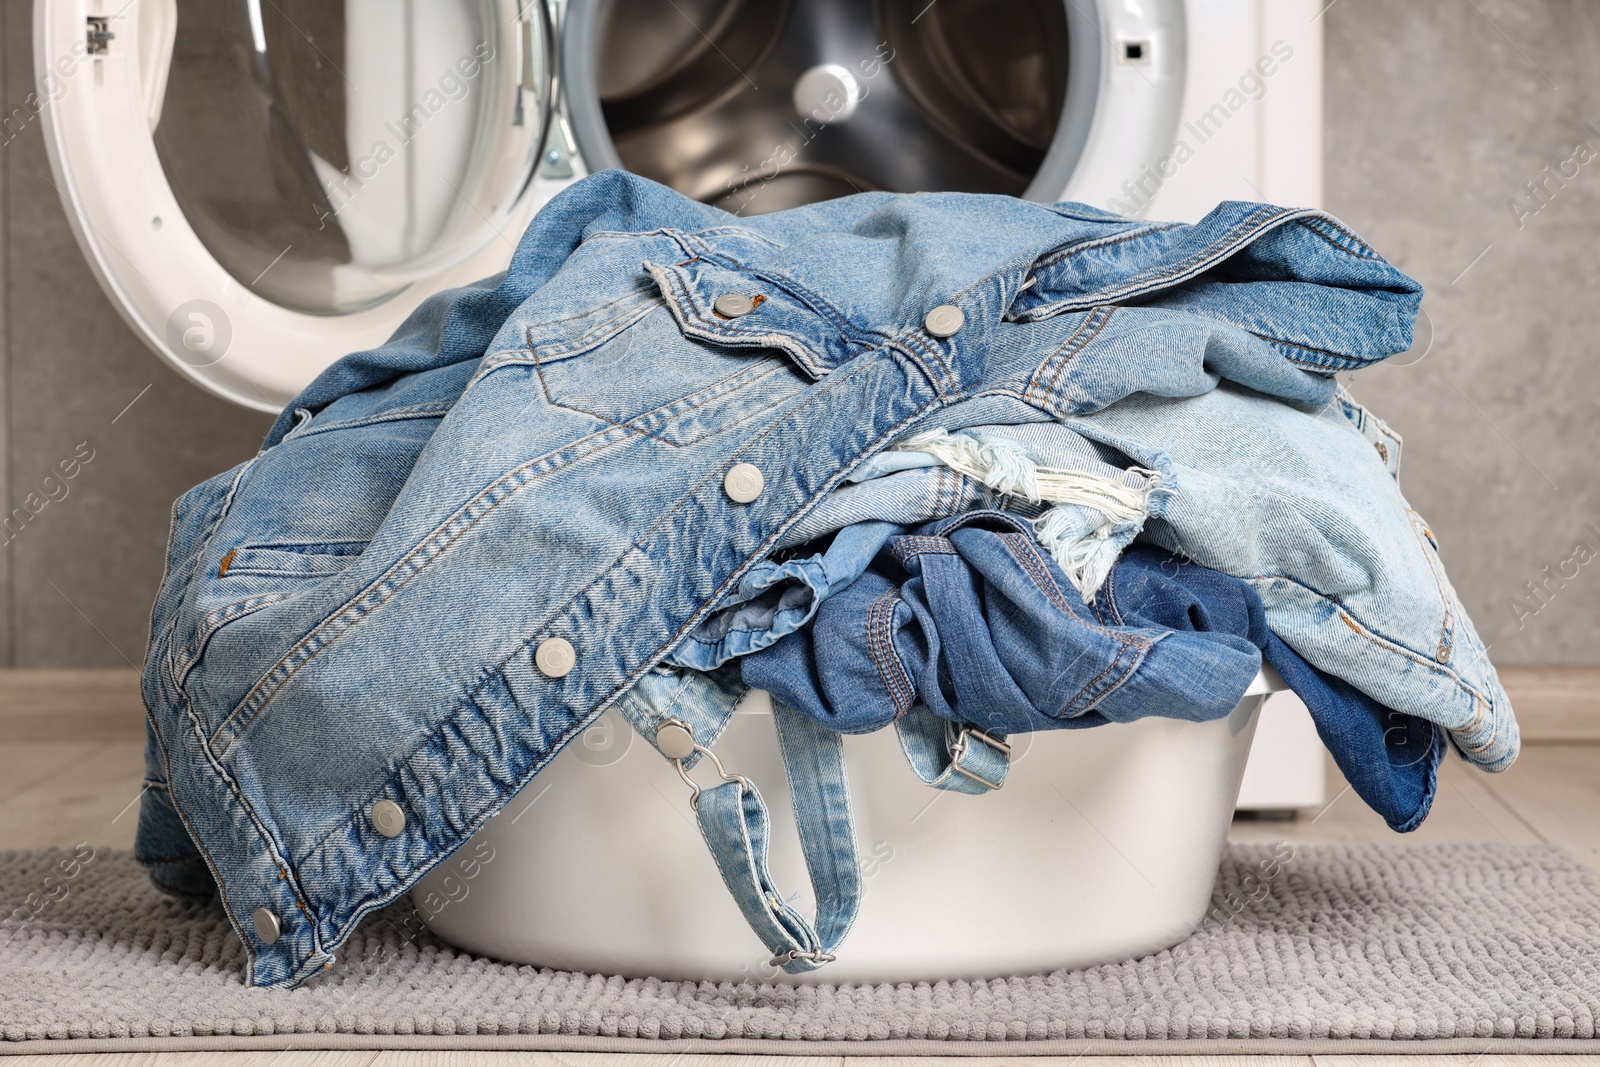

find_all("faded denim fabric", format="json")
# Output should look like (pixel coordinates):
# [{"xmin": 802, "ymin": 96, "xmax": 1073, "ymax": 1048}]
[
  {"xmin": 739, "ymin": 385, "xmax": 1515, "ymax": 775},
  {"xmin": 1065, "ymin": 383, "xmax": 1515, "ymax": 771},
  {"xmin": 140, "ymin": 171, "xmax": 1428, "ymax": 987},
  {"xmin": 674, "ymin": 423, "xmax": 1161, "ymax": 669},
  {"xmin": 666, "ymin": 520, "xmax": 900, "ymax": 670}
]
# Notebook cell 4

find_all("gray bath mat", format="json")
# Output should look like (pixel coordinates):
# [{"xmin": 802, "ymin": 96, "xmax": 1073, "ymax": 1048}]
[{"xmin": 2, "ymin": 843, "xmax": 1598, "ymax": 1055}]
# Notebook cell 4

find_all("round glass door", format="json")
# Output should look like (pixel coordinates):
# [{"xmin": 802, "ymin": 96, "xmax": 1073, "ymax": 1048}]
[{"xmin": 147, "ymin": 0, "xmax": 552, "ymax": 313}]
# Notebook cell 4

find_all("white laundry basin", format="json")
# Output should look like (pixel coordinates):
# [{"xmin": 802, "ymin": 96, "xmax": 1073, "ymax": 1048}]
[{"xmin": 415, "ymin": 671, "xmax": 1280, "ymax": 983}]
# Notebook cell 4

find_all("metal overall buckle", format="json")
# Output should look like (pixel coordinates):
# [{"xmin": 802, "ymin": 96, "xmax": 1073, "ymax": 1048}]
[
  {"xmin": 654, "ymin": 717, "xmax": 752, "ymax": 810},
  {"xmin": 949, "ymin": 725, "xmax": 1012, "ymax": 791}
]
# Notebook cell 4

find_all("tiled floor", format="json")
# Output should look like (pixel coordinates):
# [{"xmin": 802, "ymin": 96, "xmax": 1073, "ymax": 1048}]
[{"xmin": 1, "ymin": 741, "xmax": 1597, "ymax": 1066}]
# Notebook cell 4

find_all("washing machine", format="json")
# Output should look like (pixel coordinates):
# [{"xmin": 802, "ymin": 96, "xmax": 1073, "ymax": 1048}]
[{"xmin": 35, "ymin": 0, "xmax": 1325, "ymax": 814}]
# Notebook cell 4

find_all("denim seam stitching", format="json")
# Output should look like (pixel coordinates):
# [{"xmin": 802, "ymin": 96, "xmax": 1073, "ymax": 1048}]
[
  {"xmin": 966, "ymin": 254, "xmax": 1040, "ymax": 300},
  {"xmin": 992, "ymin": 531, "xmax": 1158, "ymax": 655},
  {"xmin": 1000, "ymin": 531, "xmax": 1075, "ymax": 615},
  {"xmin": 1245, "ymin": 329, "xmax": 1367, "ymax": 368},
  {"xmin": 1027, "ymin": 305, "xmax": 1117, "ymax": 410},
  {"xmin": 142, "ymin": 705, "xmax": 256, "ymax": 982},
  {"xmin": 1405, "ymin": 508, "xmax": 1457, "ymax": 663},
  {"xmin": 300, "ymin": 376, "xmax": 945, "ymax": 932},
  {"xmin": 289, "ymin": 353, "xmax": 911, "ymax": 856},
  {"xmin": 1030, "ymin": 224, "xmax": 1181, "ymax": 269},
  {"xmin": 519, "ymin": 295, "xmax": 664, "ymax": 362},
  {"xmin": 1058, "ymin": 633, "xmax": 1146, "ymax": 718},
  {"xmin": 531, "ymin": 354, "xmax": 675, "ymax": 446},
  {"xmin": 219, "ymin": 321, "xmax": 887, "ymax": 753},
  {"xmin": 934, "ymin": 467, "xmax": 955, "ymax": 518},
  {"xmin": 892, "ymin": 331, "xmax": 954, "ymax": 390},
  {"xmin": 183, "ymin": 689, "xmax": 329, "ymax": 977},
  {"xmin": 693, "ymin": 225, "xmax": 784, "ymax": 249},
  {"xmin": 1094, "ymin": 566, "xmax": 1117, "ymax": 626},
  {"xmin": 652, "ymin": 263, "xmax": 835, "ymax": 381},
  {"xmin": 216, "ymin": 566, "xmax": 350, "ymax": 579},
  {"xmin": 523, "ymin": 333, "xmax": 800, "ymax": 449},
  {"xmin": 867, "ymin": 590, "xmax": 915, "ymax": 715},
  {"xmin": 627, "ymin": 361, "xmax": 798, "ymax": 447},
  {"xmin": 696, "ymin": 258, "xmax": 874, "ymax": 349},
  {"xmin": 148, "ymin": 498, "xmax": 182, "ymax": 663},
  {"xmin": 527, "ymin": 334, "xmax": 694, "ymax": 448},
  {"xmin": 1023, "ymin": 205, "xmax": 1298, "ymax": 316},
  {"xmin": 209, "ymin": 425, "xmax": 637, "ymax": 751},
  {"xmin": 1294, "ymin": 216, "xmax": 1384, "ymax": 260},
  {"xmin": 1246, "ymin": 573, "xmax": 1488, "ymax": 727},
  {"xmin": 891, "ymin": 535, "xmax": 958, "ymax": 561},
  {"xmin": 176, "ymin": 593, "xmax": 295, "ymax": 690},
  {"xmin": 474, "ymin": 288, "xmax": 662, "ymax": 367},
  {"xmin": 1080, "ymin": 204, "xmax": 1286, "ymax": 300},
  {"xmin": 167, "ymin": 458, "xmax": 260, "ymax": 698},
  {"xmin": 280, "ymin": 404, "xmax": 455, "ymax": 443}
]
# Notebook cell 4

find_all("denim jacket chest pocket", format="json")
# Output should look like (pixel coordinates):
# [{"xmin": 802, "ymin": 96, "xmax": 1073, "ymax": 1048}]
[{"xmin": 491, "ymin": 257, "xmax": 865, "ymax": 447}]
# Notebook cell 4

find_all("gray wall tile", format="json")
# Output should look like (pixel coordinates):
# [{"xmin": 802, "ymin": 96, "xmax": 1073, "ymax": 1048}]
[
  {"xmin": 1326, "ymin": 0, "xmax": 1600, "ymax": 664},
  {"xmin": 0, "ymin": 0, "xmax": 12, "ymax": 666}
]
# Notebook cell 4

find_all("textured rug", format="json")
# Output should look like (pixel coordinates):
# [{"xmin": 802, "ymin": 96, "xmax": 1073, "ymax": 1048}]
[{"xmin": 2, "ymin": 843, "xmax": 1598, "ymax": 1055}]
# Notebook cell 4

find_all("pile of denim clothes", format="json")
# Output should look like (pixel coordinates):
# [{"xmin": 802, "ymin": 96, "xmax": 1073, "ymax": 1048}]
[{"xmin": 137, "ymin": 171, "xmax": 1515, "ymax": 988}]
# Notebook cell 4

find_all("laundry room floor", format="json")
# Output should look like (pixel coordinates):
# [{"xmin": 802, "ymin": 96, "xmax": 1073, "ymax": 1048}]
[{"xmin": 1, "ymin": 733, "xmax": 1597, "ymax": 1066}]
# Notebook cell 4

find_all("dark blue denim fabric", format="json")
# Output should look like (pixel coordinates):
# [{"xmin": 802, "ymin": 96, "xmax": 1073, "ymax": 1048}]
[
  {"xmin": 740, "ymin": 513, "xmax": 1439, "ymax": 832},
  {"xmin": 739, "ymin": 511, "xmax": 1265, "ymax": 734},
  {"xmin": 1110, "ymin": 543, "xmax": 1441, "ymax": 832}
]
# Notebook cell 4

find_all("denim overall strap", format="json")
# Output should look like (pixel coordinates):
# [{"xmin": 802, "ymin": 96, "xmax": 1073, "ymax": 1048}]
[
  {"xmin": 895, "ymin": 706, "xmax": 1013, "ymax": 794},
  {"xmin": 691, "ymin": 701, "xmax": 863, "ymax": 974},
  {"xmin": 621, "ymin": 669, "xmax": 863, "ymax": 973},
  {"xmin": 771, "ymin": 701, "xmax": 862, "ymax": 960}
]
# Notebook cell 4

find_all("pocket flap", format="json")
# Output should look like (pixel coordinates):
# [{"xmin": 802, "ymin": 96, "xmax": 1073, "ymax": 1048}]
[{"xmin": 645, "ymin": 258, "xmax": 868, "ymax": 379}]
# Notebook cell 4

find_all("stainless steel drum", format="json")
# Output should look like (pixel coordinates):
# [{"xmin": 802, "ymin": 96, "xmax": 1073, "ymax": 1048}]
[{"xmin": 563, "ymin": 0, "xmax": 1099, "ymax": 213}]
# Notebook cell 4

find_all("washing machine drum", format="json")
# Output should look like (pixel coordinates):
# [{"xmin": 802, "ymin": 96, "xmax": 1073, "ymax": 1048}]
[{"xmin": 564, "ymin": 0, "xmax": 1082, "ymax": 213}]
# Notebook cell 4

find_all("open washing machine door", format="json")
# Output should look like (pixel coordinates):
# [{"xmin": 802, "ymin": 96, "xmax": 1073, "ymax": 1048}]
[{"xmin": 35, "ymin": 0, "xmax": 555, "ymax": 412}]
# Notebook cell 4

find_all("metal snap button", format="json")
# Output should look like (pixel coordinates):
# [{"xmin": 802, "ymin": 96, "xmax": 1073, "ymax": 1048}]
[
  {"xmin": 370, "ymin": 799, "xmax": 406, "ymax": 838},
  {"xmin": 252, "ymin": 907, "xmax": 281, "ymax": 945},
  {"xmin": 714, "ymin": 293, "xmax": 755, "ymax": 318},
  {"xmin": 535, "ymin": 637, "xmax": 576, "ymax": 678},
  {"xmin": 655, "ymin": 719, "xmax": 696, "ymax": 760},
  {"xmin": 924, "ymin": 304, "xmax": 964, "ymax": 338},
  {"xmin": 724, "ymin": 463, "xmax": 765, "ymax": 503}
]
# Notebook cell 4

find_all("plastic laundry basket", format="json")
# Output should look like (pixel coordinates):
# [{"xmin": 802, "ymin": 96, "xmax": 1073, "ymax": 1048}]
[{"xmin": 415, "ymin": 670, "xmax": 1282, "ymax": 983}]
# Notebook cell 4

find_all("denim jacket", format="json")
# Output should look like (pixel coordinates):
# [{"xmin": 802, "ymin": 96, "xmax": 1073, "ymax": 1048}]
[{"xmin": 139, "ymin": 171, "xmax": 1425, "ymax": 987}]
